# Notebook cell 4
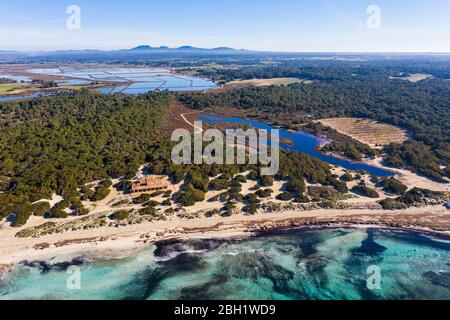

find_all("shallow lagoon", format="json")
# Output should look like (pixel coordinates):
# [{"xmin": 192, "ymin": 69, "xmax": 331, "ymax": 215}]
[
  {"xmin": 1, "ymin": 228, "xmax": 449, "ymax": 300},
  {"xmin": 0, "ymin": 74, "xmax": 32, "ymax": 83},
  {"xmin": 199, "ymin": 114, "xmax": 394, "ymax": 177},
  {"xmin": 0, "ymin": 93, "xmax": 53, "ymax": 102}
]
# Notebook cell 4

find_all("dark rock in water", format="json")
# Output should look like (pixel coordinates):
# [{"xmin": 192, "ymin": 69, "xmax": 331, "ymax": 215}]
[
  {"xmin": 123, "ymin": 254, "xmax": 209, "ymax": 300},
  {"xmin": 219, "ymin": 253, "xmax": 286, "ymax": 279},
  {"xmin": 19, "ymin": 257, "xmax": 86, "ymax": 274},
  {"xmin": 153, "ymin": 240, "xmax": 182, "ymax": 257},
  {"xmin": 380, "ymin": 229, "xmax": 450, "ymax": 251},
  {"xmin": 217, "ymin": 253, "xmax": 294, "ymax": 294},
  {"xmin": 123, "ymin": 254, "xmax": 210, "ymax": 300},
  {"xmin": 353, "ymin": 229, "xmax": 387, "ymax": 256},
  {"xmin": 154, "ymin": 239, "xmax": 222, "ymax": 258},
  {"xmin": 353, "ymin": 239, "xmax": 387, "ymax": 256},
  {"xmin": 297, "ymin": 239, "xmax": 318, "ymax": 257},
  {"xmin": 122, "ymin": 267, "xmax": 169, "ymax": 300},
  {"xmin": 423, "ymin": 271, "xmax": 450, "ymax": 288},
  {"xmin": 178, "ymin": 275, "xmax": 229, "ymax": 300},
  {"xmin": 306, "ymin": 255, "xmax": 329, "ymax": 288},
  {"xmin": 162, "ymin": 253, "xmax": 208, "ymax": 273}
]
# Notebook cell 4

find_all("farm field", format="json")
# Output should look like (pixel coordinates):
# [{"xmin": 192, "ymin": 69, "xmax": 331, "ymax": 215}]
[
  {"xmin": 318, "ymin": 117, "xmax": 408, "ymax": 148},
  {"xmin": 0, "ymin": 83, "xmax": 35, "ymax": 95},
  {"xmin": 227, "ymin": 77, "xmax": 312, "ymax": 87},
  {"xmin": 389, "ymin": 73, "xmax": 433, "ymax": 83}
]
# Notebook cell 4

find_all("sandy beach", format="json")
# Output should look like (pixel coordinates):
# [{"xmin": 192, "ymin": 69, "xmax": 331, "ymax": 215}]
[
  {"xmin": 0, "ymin": 111, "xmax": 448, "ymax": 269},
  {"xmin": 2, "ymin": 154, "xmax": 447, "ymax": 267},
  {"xmin": 0, "ymin": 108, "xmax": 448, "ymax": 269},
  {"xmin": 0, "ymin": 204, "xmax": 449, "ymax": 266}
]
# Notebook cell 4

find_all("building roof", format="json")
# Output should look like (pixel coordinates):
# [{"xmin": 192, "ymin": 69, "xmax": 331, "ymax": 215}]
[{"xmin": 131, "ymin": 176, "xmax": 168, "ymax": 190}]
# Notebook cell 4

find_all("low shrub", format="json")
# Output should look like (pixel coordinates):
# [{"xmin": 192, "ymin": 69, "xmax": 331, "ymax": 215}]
[
  {"xmin": 90, "ymin": 186, "xmax": 111, "ymax": 202},
  {"xmin": 138, "ymin": 207, "xmax": 157, "ymax": 216},
  {"xmin": 259, "ymin": 176, "xmax": 274, "ymax": 187},
  {"xmin": 293, "ymin": 194, "xmax": 310, "ymax": 203},
  {"xmin": 47, "ymin": 208, "xmax": 69, "ymax": 219},
  {"xmin": 242, "ymin": 203, "xmax": 261, "ymax": 215},
  {"xmin": 244, "ymin": 193, "xmax": 261, "ymax": 204},
  {"xmin": 13, "ymin": 205, "xmax": 34, "ymax": 227},
  {"xmin": 380, "ymin": 178, "xmax": 408, "ymax": 195},
  {"xmin": 351, "ymin": 185, "xmax": 380, "ymax": 198},
  {"xmin": 209, "ymin": 179, "xmax": 230, "ymax": 191},
  {"xmin": 276, "ymin": 192, "xmax": 294, "ymax": 201},
  {"xmin": 133, "ymin": 194, "xmax": 151, "ymax": 204},
  {"xmin": 341, "ymin": 173, "xmax": 354, "ymax": 182},
  {"xmin": 32, "ymin": 202, "xmax": 51, "ymax": 217},
  {"xmin": 99, "ymin": 179, "xmax": 113, "ymax": 188},
  {"xmin": 256, "ymin": 189, "xmax": 274, "ymax": 198},
  {"xmin": 110, "ymin": 210, "xmax": 130, "ymax": 220}
]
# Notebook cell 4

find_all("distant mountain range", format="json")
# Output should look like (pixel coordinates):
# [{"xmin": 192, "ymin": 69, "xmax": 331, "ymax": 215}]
[
  {"xmin": 0, "ymin": 45, "xmax": 250, "ymax": 56},
  {"xmin": 130, "ymin": 45, "xmax": 246, "ymax": 53},
  {"xmin": 1, "ymin": 47, "xmax": 446, "ymax": 60}
]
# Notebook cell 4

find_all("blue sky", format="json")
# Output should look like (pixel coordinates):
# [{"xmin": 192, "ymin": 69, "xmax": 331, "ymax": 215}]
[{"xmin": 1, "ymin": 0, "xmax": 450, "ymax": 52}]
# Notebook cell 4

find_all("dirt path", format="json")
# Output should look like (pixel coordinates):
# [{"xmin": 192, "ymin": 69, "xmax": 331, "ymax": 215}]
[{"xmin": 180, "ymin": 111, "xmax": 204, "ymax": 133}]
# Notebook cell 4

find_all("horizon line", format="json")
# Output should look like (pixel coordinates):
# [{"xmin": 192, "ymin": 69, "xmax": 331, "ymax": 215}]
[{"xmin": 1, "ymin": 46, "xmax": 450, "ymax": 55}]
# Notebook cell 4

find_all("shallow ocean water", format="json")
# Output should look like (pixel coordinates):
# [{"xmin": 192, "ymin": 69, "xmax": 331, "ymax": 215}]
[{"xmin": 0, "ymin": 228, "xmax": 449, "ymax": 300}]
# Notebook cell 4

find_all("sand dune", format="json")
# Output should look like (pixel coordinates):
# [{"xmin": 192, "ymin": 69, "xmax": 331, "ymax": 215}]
[{"xmin": 0, "ymin": 204, "xmax": 448, "ymax": 265}]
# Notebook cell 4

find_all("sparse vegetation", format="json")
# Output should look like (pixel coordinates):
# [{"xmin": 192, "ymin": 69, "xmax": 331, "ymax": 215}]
[
  {"xmin": 90, "ymin": 186, "xmax": 111, "ymax": 202},
  {"xmin": 32, "ymin": 202, "xmax": 51, "ymax": 217},
  {"xmin": 293, "ymin": 194, "xmax": 310, "ymax": 203},
  {"xmin": 379, "ymin": 188, "xmax": 448, "ymax": 210},
  {"xmin": 47, "ymin": 200, "xmax": 70, "ymax": 219},
  {"xmin": 277, "ymin": 192, "xmax": 294, "ymax": 201},
  {"xmin": 380, "ymin": 177, "xmax": 408, "ymax": 195},
  {"xmin": 242, "ymin": 203, "xmax": 261, "ymax": 215},
  {"xmin": 351, "ymin": 185, "xmax": 380, "ymax": 198},
  {"xmin": 133, "ymin": 194, "xmax": 152, "ymax": 204},
  {"xmin": 341, "ymin": 173, "xmax": 354, "ymax": 182},
  {"xmin": 256, "ymin": 189, "xmax": 274, "ymax": 199},
  {"xmin": 12, "ymin": 205, "xmax": 34, "ymax": 227},
  {"xmin": 138, "ymin": 207, "xmax": 157, "ymax": 216},
  {"xmin": 110, "ymin": 210, "xmax": 130, "ymax": 221}
]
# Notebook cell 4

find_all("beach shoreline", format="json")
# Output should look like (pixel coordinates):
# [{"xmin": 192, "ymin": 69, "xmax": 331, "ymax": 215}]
[{"xmin": 0, "ymin": 205, "xmax": 449, "ymax": 270}]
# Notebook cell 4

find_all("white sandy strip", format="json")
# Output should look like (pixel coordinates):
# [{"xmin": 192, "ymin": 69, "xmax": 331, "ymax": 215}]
[
  {"xmin": 0, "ymin": 205, "xmax": 448, "ymax": 265},
  {"xmin": 366, "ymin": 157, "xmax": 450, "ymax": 192}
]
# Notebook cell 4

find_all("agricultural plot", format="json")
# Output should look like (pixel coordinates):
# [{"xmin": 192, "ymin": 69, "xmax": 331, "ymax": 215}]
[
  {"xmin": 318, "ymin": 118, "xmax": 408, "ymax": 148},
  {"xmin": 389, "ymin": 73, "xmax": 433, "ymax": 83},
  {"xmin": 227, "ymin": 77, "xmax": 312, "ymax": 87},
  {"xmin": 0, "ymin": 83, "xmax": 35, "ymax": 95}
]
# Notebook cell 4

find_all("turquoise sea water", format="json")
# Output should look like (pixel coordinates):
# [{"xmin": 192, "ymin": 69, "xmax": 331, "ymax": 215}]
[
  {"xmin": 199, "ymin": 114, "xmax": 394, "ymax": 177},
  {"xmin": 1, "ymin": 228, "xmax": 449, "ymax": 300}
]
